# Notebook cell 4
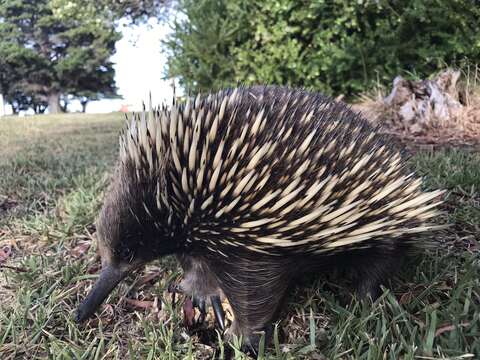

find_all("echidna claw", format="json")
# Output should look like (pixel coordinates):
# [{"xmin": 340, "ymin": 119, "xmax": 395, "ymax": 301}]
[
  {"xmin": 211, "ymin": 295, "xmax": 225, "ymax": 331},
  {"xmin": 170, "ymin": 281, "xmax": 225, "ymax": 330},
  {"xmin": 167, "ymin": 281, "xmax": 182, "ymax": 293},
  {"xmin": 189, "ymin": 296, "xmax": 207, "ymax": 325},
  {"xmin": 167, "ymin": 281, "xmax": 182, "ymax": 306},
  {"xmin": 198, "ymin": 298, "xmax": 206, "ymax": 314}
]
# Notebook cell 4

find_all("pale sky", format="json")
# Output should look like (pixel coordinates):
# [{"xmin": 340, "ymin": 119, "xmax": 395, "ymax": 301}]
[{"xmin": 86, "ymin": 19, "xmax": 175, "ymax": 113}]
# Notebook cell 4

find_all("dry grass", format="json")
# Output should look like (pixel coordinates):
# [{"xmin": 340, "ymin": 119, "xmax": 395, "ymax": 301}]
[
  {"xmin": 353, "ymin": 68, "xmax": 480, "ymax": 147},
  {"xmin": 0, "ymin": 112, "xmax": 479, "ymax": 359}
]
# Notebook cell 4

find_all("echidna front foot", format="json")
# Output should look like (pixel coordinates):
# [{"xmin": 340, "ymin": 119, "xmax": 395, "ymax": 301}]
[{"xmin": 174, "ymin": 255, "xmax": 225, "ymax": 328}]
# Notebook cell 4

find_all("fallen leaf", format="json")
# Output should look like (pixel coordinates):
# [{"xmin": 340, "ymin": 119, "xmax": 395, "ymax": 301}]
[
  {"xmin": 87, "ymin": 262, "xmax": 102, "ymax": 274},
  {"xmin": 137, "ymin": 271, "xmax": 162, "ymax": 287},
  {"xmin": 183, "ymin": 298, "xmax": 195, "ymax": 328},
  {"xmin": 399, "ymin": 291, "xmax": 414, "ymax": 305},
  {"xmin": 0, "ymin": 246, "xmax": 12, "ymax": 263},
  {"xmin": 435, "ymin": 322, "xmax": 470, "ymax": 337},
  {"xmin": 71, "ymin": 242, "xmax": 91, "ymax": 258},
  {"xmin": 0, "ymin": 197, "xmax": 18, "ymax": 212},
  {"xmin": 124, "ymin": 298, "xmax": 155, "ymax": 310},
  {"xmin": 0, "ymin": 264, "xmax": 27, "ymax": 272}
]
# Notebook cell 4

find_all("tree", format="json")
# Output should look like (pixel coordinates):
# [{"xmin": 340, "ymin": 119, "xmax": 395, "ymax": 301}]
[
  {"xmin": 0, "ymin": 0, "xmax": 120, "ymax": 113},
  {"xmin": 102, "ymin": 0, "xmax": 172, "ymax": 24},
  {"xmin": 163, "ymin": 0, "xmax": 251, "ymax": 93},
  {"xmin": 0, "ymin": 43, "xmax": 47, "ymax": 113},
  {"xmin": 233, "ymin": 0, "xmax": 480, "ymax": 96},
  {"xmin": 164, "ymin": 0, "xmax": 480, "ymax": 96},
  {"xmin": 51, "ymin": 0, "xmax": 173, "ymax": 25}
]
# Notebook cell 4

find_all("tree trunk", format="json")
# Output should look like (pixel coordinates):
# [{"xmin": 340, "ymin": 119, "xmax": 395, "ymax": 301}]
[
  {"xmin": 60, "ymin": 100, "xmax": 68, "ymax": 113},
  {"xmin": 383, "ymin": 69, "xmax": 462, "ymax": 134},
  {"xmin": 0, "ymin": 94, "xmax": 5, "ymax": 117},
  {"xmin": 81, "ymin": 100, "xmax": 88, "ymax": 113},
  {"xmin": 48, "ymin": 93, "xmax": 62, "ymax": 114}
]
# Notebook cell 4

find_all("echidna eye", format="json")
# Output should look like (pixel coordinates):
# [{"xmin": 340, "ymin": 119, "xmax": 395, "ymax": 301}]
[{"xmin": 119, "ymin": 246, "xmax": 134, "ymax": 261}]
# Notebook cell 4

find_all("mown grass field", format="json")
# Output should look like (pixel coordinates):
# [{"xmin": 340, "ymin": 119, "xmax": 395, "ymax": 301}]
[{"xmin": 0, "ymin": 113, "xmax": 479, "ymax": 359}]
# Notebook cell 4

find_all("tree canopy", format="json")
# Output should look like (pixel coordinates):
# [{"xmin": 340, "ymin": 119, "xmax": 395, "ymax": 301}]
[{"xmin": 0, "ymin": 0, "xmax": 121, "ymax": 113}]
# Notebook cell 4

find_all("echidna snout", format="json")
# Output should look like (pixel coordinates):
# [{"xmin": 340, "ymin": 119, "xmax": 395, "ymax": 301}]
[{"xmin": 77, "ymin": 86, "xmax": 444, "ymax": 351}]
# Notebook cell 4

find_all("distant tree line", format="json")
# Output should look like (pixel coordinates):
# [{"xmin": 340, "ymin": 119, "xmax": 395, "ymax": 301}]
[
  {"xmin": 0, "ymin": 0, "xmax": 169, "ymax": 114},
  {"xmin": 164, "ymin": 0, "xmax": 480, "ymax": 97}
]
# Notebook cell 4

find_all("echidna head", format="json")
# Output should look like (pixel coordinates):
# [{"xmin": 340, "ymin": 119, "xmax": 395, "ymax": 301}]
[{"xmin": 76, "ymin": 162, "xmax": 173, "ymax": 322}]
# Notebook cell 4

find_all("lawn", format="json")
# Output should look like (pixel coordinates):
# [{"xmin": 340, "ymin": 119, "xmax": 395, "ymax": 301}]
[{"xmin": 0, "ymin": 113, "xmax": 479, "ymax": 359}]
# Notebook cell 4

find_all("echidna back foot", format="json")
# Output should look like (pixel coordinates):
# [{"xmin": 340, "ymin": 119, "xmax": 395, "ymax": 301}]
[
  {"xmin": 209, "ymin": 255, "xmax": 295, "ymax": 353},
  {"xmin": 323, "ymin": 243, "xmax": 408, "ymax": 301},
  {"xmin": 215, "ymin": 246, "xmax": 407, "ymax": 353},
  {"xmin": 355, "ymin": 246, "xmax": 406, "ymax": 300}
]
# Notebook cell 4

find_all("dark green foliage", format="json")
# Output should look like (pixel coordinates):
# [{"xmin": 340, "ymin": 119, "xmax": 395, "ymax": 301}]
[
  {"xmin": 165, "ymin": 0, "xmax": 480, "ymax": 96},
  {"xmin": 104, "ymin": 0, "xmax": 172, "ymax": 24},
  {"xmin": 164, "ymin": 0, "xmax": 250, "ymax": 92},
  {"xmin": 0, "ymin": 0, "xmax": 120, "ymax": 113},
  {"xmin": 54, "ymin": 0, "xmax": 173, "ymax": 25}
]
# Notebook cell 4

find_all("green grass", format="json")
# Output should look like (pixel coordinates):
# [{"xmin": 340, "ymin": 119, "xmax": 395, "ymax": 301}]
[{"xmin": 0, "ymin": 113, "xmax": 479, "ymax": 359}]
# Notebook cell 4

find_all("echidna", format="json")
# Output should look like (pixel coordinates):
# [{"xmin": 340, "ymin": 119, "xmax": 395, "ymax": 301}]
[{"xmin": 76, "ymin": 86, "xmax": 444, "ymax": 350}]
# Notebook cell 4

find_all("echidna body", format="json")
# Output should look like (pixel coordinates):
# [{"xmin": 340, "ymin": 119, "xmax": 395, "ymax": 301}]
[{"xmin": 77, "ymin": 86, "xmax": 443, "ymax": 349}]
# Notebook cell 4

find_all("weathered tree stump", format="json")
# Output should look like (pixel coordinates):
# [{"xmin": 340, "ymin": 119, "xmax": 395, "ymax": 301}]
[
  {"xmin": 383, "ymin": 69, "xmax": 463, "ymax": 134},
  {"xmin": 355, "ymin": 69, "xmax": 480, "ymax": 147}
]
